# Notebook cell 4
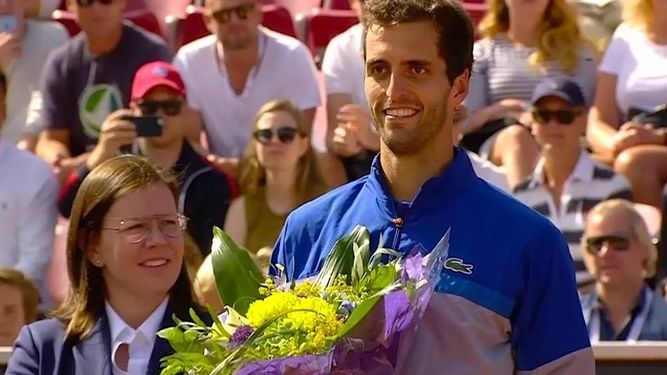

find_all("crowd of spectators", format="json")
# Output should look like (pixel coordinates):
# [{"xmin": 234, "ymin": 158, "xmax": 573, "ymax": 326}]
[{"xmin": 0, "ymin": 0, "xmax": 666, "ymax": 355}]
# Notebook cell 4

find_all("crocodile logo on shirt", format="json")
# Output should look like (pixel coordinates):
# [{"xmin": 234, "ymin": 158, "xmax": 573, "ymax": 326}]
[
  {"xmin": 79, "ymin": 84, "xmax": 123, "ymax": 139},
  {"xmin": 445, "ymin": 257, "xmax": 473, "ymax": 275}
]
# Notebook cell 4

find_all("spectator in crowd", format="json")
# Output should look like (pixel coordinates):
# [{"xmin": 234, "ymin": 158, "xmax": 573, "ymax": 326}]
[
  {"xmin": 0, "ymin": 72, "xmax": 58, "ymax": 308},
  {"xmin": 6, "ymin": 155, "xmax": 204, "ymax": 374},
  {"xmin": 513, "ymin": 78, "xmax": 632, "ymax": 289},
  {"xmin": 0, "ymin": 267, "xmax": 40, "ymax": 347},
  {"xmin": 173, "ymin": 0, "xmax": 321, "ymax": 178},
  {"xmin": 580, "ymin": 199, "xmax": 667, "ymax": 341},
  {"xmin": 322, "ymin": 0, "xmax": 379, "ymax": 181},
  {"xmin": 272, "ymin": 0, "xmax": 594, "ymax": 372},
  {"xmin": 462, "ymin": 0, "xmax": 598, "ymax": 189},
  {"xmin": 587, "ymin": 0, "xmax": 667, "ymax": 207},
  {"xmin": 57, "ymin": 61, "xmax": 237, "ymax": 256},
  {"xmin": 224, "ymin": 100, "xmax": 328, "ymax": 262},
  {"xmin": 34, "ymin": 0, "xmax": 172, "ymax": 183},
  {"xmin": 0, "ymin": 0, "xmax": 68, "ymax": 150}
]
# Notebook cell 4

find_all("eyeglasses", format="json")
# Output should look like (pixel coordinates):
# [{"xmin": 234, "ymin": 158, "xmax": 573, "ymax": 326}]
[
  {"xmin": 531, "ymin": 109, "xmax": 582, "ymax": 125},
  {"xmin": 101, "ymin": 214, "xmax": 188, "ymax": 244},
  {"xmin": 253, "ymin": 126, "xmax": 300, "ymax": 144},
  {"xmin": 76, "ymin": 0, "xmax": 115, "ymax": 7},
  {"xmin": 584, "ymin": 233, "xmax": 631, "ymax": 254},
  {"xmin": 136, "ymin": 100, "xmax": 183, "ymax": 117},
  {"xmin": 211, "ymin": 3, "xmax": 256, "ymax": 24}
]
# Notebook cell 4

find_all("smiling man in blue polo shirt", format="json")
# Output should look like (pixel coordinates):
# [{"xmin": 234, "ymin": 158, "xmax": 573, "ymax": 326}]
[{"xmin": 271, "ymin": 0, "xmax": 594, "ymax": 373}]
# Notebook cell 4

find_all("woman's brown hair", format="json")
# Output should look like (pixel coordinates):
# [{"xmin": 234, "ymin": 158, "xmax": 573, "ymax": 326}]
[
  {"xmin": 51, "ymin": 155, "xmax": 197, "ymax": 342},
  {"xmin": 239, "ymin": 99, "xmax": 328, "ymax": 204},
  {"xmin": 0, "ymin": 267, "xmax": 40, "ymax": 323},
  {"xmin": 479, "ymin": 0, "xmax": 586, "ymax": 73}
]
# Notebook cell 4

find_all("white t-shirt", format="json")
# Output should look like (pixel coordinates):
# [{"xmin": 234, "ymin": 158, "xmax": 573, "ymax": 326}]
[
  {"xmin": 0, "ymin": 140, "xmax": 58, "ymax": 304},
  {"xmin": 599, "ymin": 23, "xmax": 667, "ymax": 117},
  {"xmin": 174, "ymin": 28, "xmax": 321, "ymax": 157},
  {"xmin": 467, "ymin": 151, "xmax": 509, "ymax": 192},
  {"xmin": 321, "ymin": 23, "xmax": 367, "ymax": 108},
  {"xmin": 0, "ymin": 20, "xmax": 68, "ymax": 143}
]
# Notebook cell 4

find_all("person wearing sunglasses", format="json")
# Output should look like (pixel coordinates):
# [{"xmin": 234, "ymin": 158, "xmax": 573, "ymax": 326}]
[
  {"xmin": 579, "ymin": 199, "xmax": 667, "ymax": 342},
  {"xmin": 6, "ymin": 155, "xmax": 207, "ymax": 375},
  {"xmin": 173, "ymin": 0, "xmax": 321, "ymax": 180},
  {"xmin": 33, "ymin": 0, "xmax": 173, "ymax": 185},
  {"xmin": 513, "ymin": 78, "xmax": 633, "ymax": 290},
  {"xmin": 223, "ymin": 99, "xmax": 328, "ymax": 269},
  {"xmin": 57, "ymin": 62, "xmax": 238, "ymax": 257}
]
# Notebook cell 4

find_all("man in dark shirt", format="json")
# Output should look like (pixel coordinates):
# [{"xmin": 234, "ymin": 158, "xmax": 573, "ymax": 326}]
[
  {"xmin": 35, "ymin": 0, "xmax": 172, "ymax": 182},
  {"xmin": 58, "ymin": 61, "xmax": 238, "ymax": 255}
]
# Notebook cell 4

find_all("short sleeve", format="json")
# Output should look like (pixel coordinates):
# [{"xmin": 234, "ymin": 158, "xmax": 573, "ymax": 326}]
[
  {"xmin": 599, "ymin": 25, "xmax": 631, "ymax": 75},
  {"xmin": 322, "ymin": 33, "xmax": 353, "ymax": 95},
  {"xmin": 39, "ymin": 52, "xmax": 73, "ymax": 130},
  {"xmin": 463, "ymin": 39, "xmax": 492, "ymax": 115},
  {"xmin": 511, "ymin": 225, "xmax": 594, "ymax": 372}
]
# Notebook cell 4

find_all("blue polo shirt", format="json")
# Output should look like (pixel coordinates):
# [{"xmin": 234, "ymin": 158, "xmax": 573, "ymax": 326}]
[{"xmin": 271, "ymin": 147, "xmax": 594, "ymax": 374}]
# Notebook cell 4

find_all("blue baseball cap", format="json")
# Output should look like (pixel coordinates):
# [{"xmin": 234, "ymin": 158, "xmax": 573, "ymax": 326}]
[{"xmin": 531, "ymin": 78, "xmax": 586, "ymax": 107}]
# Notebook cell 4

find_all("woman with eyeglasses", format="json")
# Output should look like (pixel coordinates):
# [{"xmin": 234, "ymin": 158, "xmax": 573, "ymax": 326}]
[
  {"xmin": 57, "ymin": 61, "xmax": 238, "ymax": 257},
  {"xmin": 221, "ymin": 99, "xmax": 328, "ymax": 271},
  {"xmin": 580, "ymin": 199, "xmax": 667, "ymax": 342},
  {"xmin": 6, "ymin": 155, "xmax": 206, "ymax": 374},
  {"xmin": 461, "ymin": 0, "xmax": 598, "ymax": 190},
  {"xmin": 587, "ymin": 0, "xmax": 667, "ymax": 208}
]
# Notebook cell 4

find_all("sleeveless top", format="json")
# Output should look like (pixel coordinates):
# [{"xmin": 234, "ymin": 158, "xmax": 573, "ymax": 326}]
[{"xmin": 244, "ymin": 189, "xmax": 289, "ymax": 255}]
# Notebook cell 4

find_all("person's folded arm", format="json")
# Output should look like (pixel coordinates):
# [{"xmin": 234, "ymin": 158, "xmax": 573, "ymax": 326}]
[{"xmin": 587, "ymin": 72, "xmax": 624, "ymax": 158}]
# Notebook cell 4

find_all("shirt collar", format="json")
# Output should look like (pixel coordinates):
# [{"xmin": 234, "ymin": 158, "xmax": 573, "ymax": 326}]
[
  {"xmin": 528, "ymin": 151, "xmax": 595, "ymax": 188},
  {"xmin": 592, "ymin": 285, "xmax": 649, "ymax": 315},
  {"xmin": 105, "ymin": 296, "xmax": 170, "ymax": 345}
]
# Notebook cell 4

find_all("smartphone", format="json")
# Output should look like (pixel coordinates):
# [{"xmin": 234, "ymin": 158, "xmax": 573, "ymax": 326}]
[
  {"xmin": 0, "ymin": 15, "xmax": 17, "ymax": 34},
  {"xmin": 125, "ymin": 115, "xmax": 163, "ymax": 137}
]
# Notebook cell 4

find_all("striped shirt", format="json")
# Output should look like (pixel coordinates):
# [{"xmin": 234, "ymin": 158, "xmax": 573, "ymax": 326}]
[
  {"xmin": 465, "ymin": 36, "xmax": 598, "ymax": 116},
  {"xmin": 512, "ymin": 152, "xmax": 633, "ymax": 287}
]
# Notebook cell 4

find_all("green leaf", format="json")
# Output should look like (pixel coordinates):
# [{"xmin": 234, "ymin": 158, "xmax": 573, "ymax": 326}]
[
  {"xmin": 336, "ymin": 295, "xmax": 382, "ymax": 339},
  {"xmin": 316, "ymin": 225, "xmax": 369, "ymax": 289},
  {"xmin": 211, "ymin": 227, "xmax": 265, "ymax": 315},
  {"xmin": 351, "ymin": 235, "xmax": 370, "ymax": 286}
]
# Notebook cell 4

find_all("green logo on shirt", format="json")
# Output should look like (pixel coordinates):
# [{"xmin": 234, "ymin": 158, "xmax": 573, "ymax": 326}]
[
  {"xmin": 79, "ymin": 84, "xmax": 123, "ymax": 139},
  {"xmin": 445, "ymin": 257, "xmax": 474, "ymax": 275}
]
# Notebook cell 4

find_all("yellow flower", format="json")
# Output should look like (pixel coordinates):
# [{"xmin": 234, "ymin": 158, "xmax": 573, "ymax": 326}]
[{"xmin": 246, "ymin": 292, "xmax": 298, "ymax": 328}]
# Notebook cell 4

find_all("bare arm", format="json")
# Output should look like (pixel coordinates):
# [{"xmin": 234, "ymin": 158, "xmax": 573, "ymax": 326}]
[
  {"xmin": 303, "ymin": 107, "xmax": 317, "ymax": 135},
  {"xmin": 223, "ymin": 196, "xmax": 247, "ymax": 247},
  {"xmin": 587, "ymin": 72, "xmax": 623, "ymax": 159},
  {"xmin": 326, "ymin": 93, "xmax": 353, "ymax": 152},
  {"xmin": 35, "ymin": 129, "xmax": 90, "ymax": 184}
]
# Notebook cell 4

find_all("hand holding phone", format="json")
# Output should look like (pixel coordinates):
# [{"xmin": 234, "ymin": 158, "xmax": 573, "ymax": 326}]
[{"xmin": 124, "ymin": 115, "xmax": 164, "ymax": 137}]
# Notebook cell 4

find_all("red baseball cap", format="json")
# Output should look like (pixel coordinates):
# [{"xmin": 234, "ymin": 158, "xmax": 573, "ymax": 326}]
[{"xmin": 131, "ymin": 61, "xmax": 186, "ymax": 100}]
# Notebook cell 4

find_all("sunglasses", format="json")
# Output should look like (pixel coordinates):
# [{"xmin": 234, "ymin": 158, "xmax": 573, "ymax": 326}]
[
  {"xmin": 76, "ymin": 0, "xmax": 115, "ymax": 6},
  {"xmin": 584, "ymin": 234, "xmax": 631, "ymax": 254},
  {"xmin": 211, "ymin": 3, "xmax": 256, "ymax": 24},
  {"xmin": 253, "ymin": 126, "xmax": 300, "ymax": 144},
  {"xmin": 136, "ymin": 100, "xmax": 183, "ymax": 117},
  {"xmin": 532, "ymin": 109, "xmax": 581, "ymax": 125}
]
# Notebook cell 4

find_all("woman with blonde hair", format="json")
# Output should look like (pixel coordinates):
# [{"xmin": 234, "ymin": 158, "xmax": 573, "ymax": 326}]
[
  {"xmin": 461, "ymin": 0, "xmax": 597, "ymax": 189},
  {"xmin": 6, "ymin": 155, "xmax": 203, "ymax": 374},
  {"xmin": 580, "ymin": 199, "xmax": 667, "ymax": 341},
  {"xmin": 587, "ymin": 0, "xmax": 667, "ymax": 207},
  {"xmin": 224, "ymin": 100, "xmax": 329, "ymax": 261}
]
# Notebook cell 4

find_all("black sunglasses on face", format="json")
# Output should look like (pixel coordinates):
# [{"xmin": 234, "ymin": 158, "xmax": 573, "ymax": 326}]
[
  {"xmin": 76, "ymin": 0, "xmax": 114, "ymax": 7},
  {"xmin": 211, "ymin": 3, "xmax": 256, "ymax": 24},
  {"xmin": 584, "ymin": 234, "xmax": 631, "ymax": 254},
  {"xmin": 253, "ymin": 126, "xmax": 300, "ymax": 144},
  {"xmin": 137, "ymin": 100, "xmax": 183, "ymax": 117},
  {"xmin": 532, "ymin": 109, "xmax": 581, "ymax": 125}
]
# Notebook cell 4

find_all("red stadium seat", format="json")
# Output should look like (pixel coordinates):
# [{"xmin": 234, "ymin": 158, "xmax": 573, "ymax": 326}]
[
  {"xmin": 51, "ymin": 9, "xmax": 165, "ymax": 40},
  {"xmin": 175, "ymin": 4, "xmax": 298, "ymax": 49},
  {"xmin": 305, "ymin": 8, "xmax": 358, "ymax": 63}
]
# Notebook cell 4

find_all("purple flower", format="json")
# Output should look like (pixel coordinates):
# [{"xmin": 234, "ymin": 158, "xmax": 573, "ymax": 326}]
[{"xmin": 229, "ymin": 325, "xmax": 254, "ymax": 348}]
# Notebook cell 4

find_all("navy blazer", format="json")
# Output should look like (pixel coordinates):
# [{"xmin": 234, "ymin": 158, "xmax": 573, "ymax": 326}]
[{"xmin": 5, "ymin": 304, "xmax": 198, "ymax": 375}]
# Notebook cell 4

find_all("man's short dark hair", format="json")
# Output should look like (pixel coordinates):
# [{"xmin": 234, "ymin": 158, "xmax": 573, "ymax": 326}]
[{"xmin": 362, "ymin": 0, "xmax": 474, "ymax": 83}]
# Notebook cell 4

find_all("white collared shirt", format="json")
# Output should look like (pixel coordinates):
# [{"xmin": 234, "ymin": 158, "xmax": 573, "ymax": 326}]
[{"xmin": 104, "ymin": 297, "xmax": 169, "ymax": 375}]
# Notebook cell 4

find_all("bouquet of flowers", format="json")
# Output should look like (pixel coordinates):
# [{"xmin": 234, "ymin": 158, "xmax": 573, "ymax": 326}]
[{"xmin": 158, "ymin": 225, "xmax": 450, "ymax": 374}]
